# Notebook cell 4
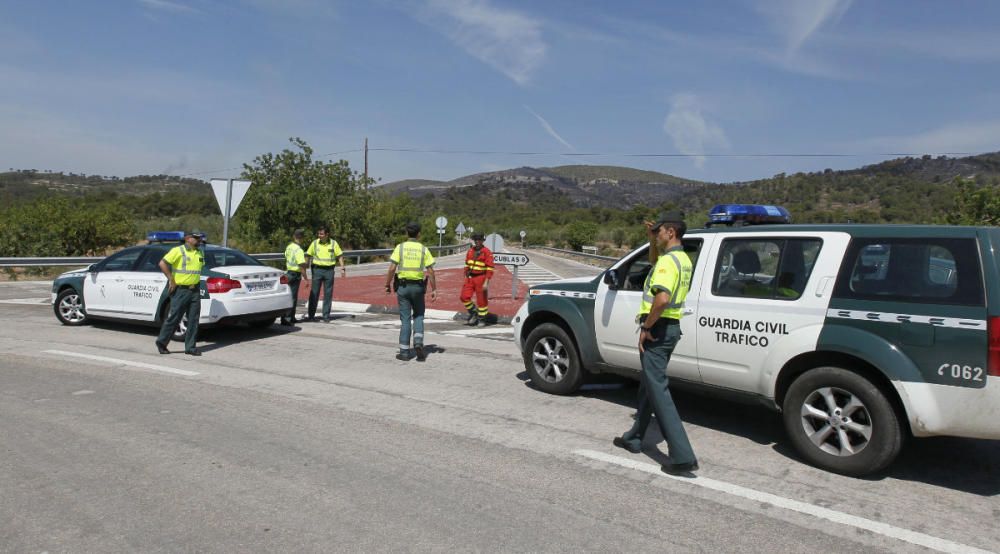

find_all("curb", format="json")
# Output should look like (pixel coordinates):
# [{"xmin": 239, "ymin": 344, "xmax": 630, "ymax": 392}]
[{"xmin": 318, "ymin": 301, "xmax": 516, "ymax": 324}]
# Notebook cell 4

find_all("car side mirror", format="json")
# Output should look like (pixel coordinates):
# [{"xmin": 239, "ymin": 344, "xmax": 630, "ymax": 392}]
[
  {"xmin": 604, "ymin": 269, "xmax": 620, "ymax": 290},
  {"xmin": 87, "ymin": 264, "xmax": 98, "ymax": 273}
]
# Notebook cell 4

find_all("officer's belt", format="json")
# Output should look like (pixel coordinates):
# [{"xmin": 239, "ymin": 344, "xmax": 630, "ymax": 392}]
[{"xmin": 638, "ymin": 314, "xmax": 679, "ymax": 325}]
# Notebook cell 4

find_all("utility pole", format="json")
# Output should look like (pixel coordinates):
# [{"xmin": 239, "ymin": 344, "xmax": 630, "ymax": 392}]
[{"xmin": 363, "ymin": 137, "xmax": 368, "ymax": 185}]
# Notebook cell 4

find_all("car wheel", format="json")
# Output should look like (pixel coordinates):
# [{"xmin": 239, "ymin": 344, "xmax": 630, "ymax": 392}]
[
  {"xmin": 54, "ymin": 288, "xmax": 88, "ymax": 325},
  {"xmin": 782, "ymin": 366, "xmax": 903, "ymax": 476},
  {"xmin": 248, "ymin": 317, "xmax": 275, "ymax": 329},
  {"xmin": 523, "ymin": 323, "xmax": 584, "ymax": 395}
]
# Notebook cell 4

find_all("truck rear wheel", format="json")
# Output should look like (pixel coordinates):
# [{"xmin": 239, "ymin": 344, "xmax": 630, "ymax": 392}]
[
  {"xmin": 523, "ymin": 323, "xmax": 584, "ymax": 395},
  {"xmin": 782, "ymin": 366, "xmax": 903, "ymax": 476}
]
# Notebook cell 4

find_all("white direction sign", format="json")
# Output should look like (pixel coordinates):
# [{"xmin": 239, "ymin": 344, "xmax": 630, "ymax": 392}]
[
  {"xmin": 210, "ymin": 179, "xmax": 251, "ymax": 218},
  {"xmin": 519, "ymin": 230, "xmax": 526, "ymax": 238},
  {"xmin": 455, "ymin": 222, "xmax": 466, "ymax": 235},
  {"xmin": 435, "ymin": 216, "xmax": 448, "ymax": 229},
  {"xmin": 494, "ymin": 253, "xmax": 529, "ymax": 266}
]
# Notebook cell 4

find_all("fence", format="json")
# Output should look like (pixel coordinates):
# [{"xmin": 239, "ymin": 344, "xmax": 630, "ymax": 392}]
[{"xmin": 0, "ymin": 244, "xmax": 465, "ymax": 268}]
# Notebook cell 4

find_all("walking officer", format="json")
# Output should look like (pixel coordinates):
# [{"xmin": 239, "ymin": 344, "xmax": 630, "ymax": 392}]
[
  {"xmin": 460, "ymin": 232, "xmax": 494, "ymax": 326},
  {"xmin": 384, "ymin": 222, "xmax": 438, "ymax": 362},
  {"xmin": 305, "ymin": 225, "xmax": 346, "ymax": 322},
  {"xmin": 154, "ymin": 229, "xmax": 205, "ymax": 356},
  {"xmin": 281, "ymin": 229, "xmax": 310, "ymax": 326},
  {"xmin": 612, "ymin": 212, "xmax": 698, "ymax": 475}
]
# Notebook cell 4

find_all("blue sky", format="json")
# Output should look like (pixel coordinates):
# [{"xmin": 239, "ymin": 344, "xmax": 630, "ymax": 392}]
[{"xmin": 2, "ymin": 0, "xmax": 999, "ymax": 184}]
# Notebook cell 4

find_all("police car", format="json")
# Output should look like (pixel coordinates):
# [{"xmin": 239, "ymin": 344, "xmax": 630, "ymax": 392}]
[
  {"xmin": 513, "ymin": 206, "xmax": 1000, "ymax": 475},
  {"xmin": 52, "ymin": 232, "xmax": 292, "ymax": 340}
]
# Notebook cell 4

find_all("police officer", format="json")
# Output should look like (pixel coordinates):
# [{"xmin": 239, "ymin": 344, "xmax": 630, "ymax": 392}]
[
  {"xmin": 384, "ymin": 222, "xmax": 438, "ymax": 362},
  {"xmin": 154, "ymin": 229, "xmax": 205, "ymax": 356},
  {"xmin": 281, "ymin": 229, "xmax": 310, "ymax": 326},
  {"xmin": 612, "ymin": 212, "xmax": 698, "ymax": 475},
  {"xmin": 305, "ymin": 225, "xmax": 346, "ymax": 322}
]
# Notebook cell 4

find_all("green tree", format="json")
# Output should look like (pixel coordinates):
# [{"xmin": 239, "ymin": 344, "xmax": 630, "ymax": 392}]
[
  {"xmin": 947, "ymin": 177, "xmax": 1000, "ymax": 226},
  {"xmin": 238, "ymin": 138, "xmax": 377, "ymax": 248},
  {"xmin": 564, "ymin": 221, "xmax": 598, "ymax": 251}
]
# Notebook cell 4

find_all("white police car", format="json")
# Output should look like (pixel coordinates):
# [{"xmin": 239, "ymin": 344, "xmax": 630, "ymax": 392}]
[
  {"xmin": 52, "ymin": 232, "xmax": 292, "ymax": 340},
  {"xmin": 513, "ymin": 206, "xmax": 1000, "ymax": 475}
]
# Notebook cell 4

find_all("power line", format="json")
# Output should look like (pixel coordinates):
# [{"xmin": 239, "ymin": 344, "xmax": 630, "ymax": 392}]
[{"xmin": 370, "ymin": 147, "xmax": 982, "ymax": 158}]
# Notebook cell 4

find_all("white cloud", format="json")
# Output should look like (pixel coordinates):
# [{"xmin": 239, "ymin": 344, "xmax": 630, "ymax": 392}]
[
  {"xmin": 663, "ymin": 93, "xmax": 729, "ymax": 168},
  {"xmin": 855, "ymin": 121, "xmax": 1000, "ymax": 155},
  {"xmin": 751, "ymin": 0, "xmax": 852, "ymax": 54},
  {"xmin": 138, "ymin": 0, "xmax": 200, "ymax": 14},
  {"xmin": 419, "ymin": 0, "xmax": 546, "ymax": 86},
  {"xmin": 523, "ymin": 105, "xmax": 573, "ymax": 150}
]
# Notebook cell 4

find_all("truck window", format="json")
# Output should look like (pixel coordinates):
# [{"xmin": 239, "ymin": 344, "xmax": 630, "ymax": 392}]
[
  {"xmin": 617, "ymin": 239, "xmax": 702, "ymax": 292},
  {"xmin": 713, "ymin": 238, "xmax": 823, "ymax": 300}
]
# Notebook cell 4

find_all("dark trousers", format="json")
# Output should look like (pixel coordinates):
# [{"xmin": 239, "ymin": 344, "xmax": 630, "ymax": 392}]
[
  {"xmin": 397, "ymin": 281, "xmax": 426, "ymax": 352},
  {"xmin": 156, "ymin": 286, "xmax": 201, "ymax": 352},
  {"xmin": 308, "ymin": 266, "xmax": 335, "ymax": 319},
  {"xmin": 623, "ymin": 321, "xmax": 696, "ymax": 465},
  {"xmin": 284, "ymin": 271, "xmax": 302, "ymax": 321}
]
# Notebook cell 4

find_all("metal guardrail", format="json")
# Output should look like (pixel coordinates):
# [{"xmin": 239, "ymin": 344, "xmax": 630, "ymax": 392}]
[
  {"xmin": 531, "ymin": 246, "xmax": 618, "ymax": 263},
  {"xmin": 0, "ymin": 244, "xmax": 464, "ymax": 268}
]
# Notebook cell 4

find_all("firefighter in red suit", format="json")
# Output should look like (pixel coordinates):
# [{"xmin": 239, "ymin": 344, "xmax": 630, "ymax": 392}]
[{"xmin": 461, "ymin": 232, "xmax": 494, "ymax": 326}]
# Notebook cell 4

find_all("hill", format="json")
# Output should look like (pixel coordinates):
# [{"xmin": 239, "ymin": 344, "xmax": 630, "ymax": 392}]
[
  {"xmin": 380, "ymin": 165, "xmax": 707, "ymax": 209},
  {"xmin": 0, "ymin": 170, "xmax": 212, "ymax": 202}
]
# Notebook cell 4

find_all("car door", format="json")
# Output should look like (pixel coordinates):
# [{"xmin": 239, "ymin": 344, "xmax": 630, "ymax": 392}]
[
  {"xmin": 695, "ymin": 231, "xmax": 849, "ymax": 394},
  {"xmin": 124, "ymin": 247, "xmax": 170, "ymax": 320},
  {"xmin": 82, "ymin": 248, "xmax": 143, "ymax": 316},
  {"xmin": 594, "ymin": 237, "xmax": 708, "ymax": 381}
]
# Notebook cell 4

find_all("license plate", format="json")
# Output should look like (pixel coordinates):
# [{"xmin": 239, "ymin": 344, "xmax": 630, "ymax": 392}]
[{"xmin": 245, "ymin": 280, "xmax": 275, "ymax": 292}]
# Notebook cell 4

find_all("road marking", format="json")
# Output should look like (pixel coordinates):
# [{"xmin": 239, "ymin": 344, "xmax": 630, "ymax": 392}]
[
  {"xmin": 44, "ymin": 350, "xmax": 200, "ymax": 377},
  {"xmin": 574, "ymin": 449, "xmax": 990, "ymax": 554},
  {"xmin": 442, "ymin": 327, "xmax": 514, "ymax": 336},
  {"xmin": 0, "ymin": 297, "xmax": 49, "ymax": 305}
]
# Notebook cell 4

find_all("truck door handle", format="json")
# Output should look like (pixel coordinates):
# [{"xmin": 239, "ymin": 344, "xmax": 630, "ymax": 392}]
[
  {"xmin": 815, "ymin": 276, "xmax": 832, "ymax": 297},
  {"xmin": 682, "ymin": 307, "xmax": 694, "ymax": 315}
]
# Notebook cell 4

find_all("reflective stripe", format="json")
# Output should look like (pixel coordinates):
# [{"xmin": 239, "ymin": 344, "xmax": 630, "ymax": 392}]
[
  {"xmin": 641, "ymin": 251, "xmax": 689, "ymax": 311},
  {"xmin": 175, "ymin": 248, "xmax": 201, "ymax": 275},
  {"xmin": 309, "ymin": 240, "xmax": 338, "ymax": 265},
  {"xmin": 398, "ymin": 244, "xmax": 428, "ymax": 272},
  {"xmin": 285, "ymin": 243, "xmax": 304, "ymax": 271}
]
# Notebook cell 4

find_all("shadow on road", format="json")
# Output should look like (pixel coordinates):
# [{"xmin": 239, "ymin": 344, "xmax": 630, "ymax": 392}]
[
  {"xmin": 89, "ymin": 319, "xmax": 301, "ymax": 353},
  {"xmin": 520, "ymin": 373, "xmax": 1000, "ymax": 495}
]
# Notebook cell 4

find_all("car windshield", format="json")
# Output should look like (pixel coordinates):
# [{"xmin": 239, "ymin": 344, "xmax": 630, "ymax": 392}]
[
  {"xmin": 204, "ymin": 248, "xmax": 262, "ymax": 268},
  {"xmin": 143, "ymin": 245, "xmax": 263, "ymax": 269}
]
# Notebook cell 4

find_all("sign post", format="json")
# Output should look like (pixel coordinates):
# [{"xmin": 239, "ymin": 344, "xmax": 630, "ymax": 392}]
[
  {"xmin": 435, "ymin": 216, "xmax": 448, "ymax": 248},
  {"xmin": 493, "ymin": 252, "xmax": 530, "ymax": 299},
  {"xmin": 210, "ymin": 178, "xmax": 252, "ymax": 247},
  {"xmin": 519, "ymin": 229, "xmax": 526, "ymax": 247}
]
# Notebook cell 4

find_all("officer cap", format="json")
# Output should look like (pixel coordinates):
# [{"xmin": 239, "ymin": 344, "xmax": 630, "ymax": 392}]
[
  {"xmin": 471, "ymin": 232, "xmax": 485, "ymax": 241},
  {"xmin": 651, "ymin": 211, "xmax": 685, "ymax": 232},
  {"xmin": 186, "ymin": 229, "xmax": 205, "ymax": 238}
]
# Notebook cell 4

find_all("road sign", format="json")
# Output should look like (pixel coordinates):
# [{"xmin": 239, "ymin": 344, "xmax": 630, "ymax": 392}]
[
  {"xmin": 519, "ymin": 230, "xmax": 526, "ymax": 238},
  {"xmin": 435, "ymin": 216, "xmax": 448, "ymax": 229},
  {"xmin": 493, "ymin": 253, "xmax": 529, "ymax": 266},
  {"xmin": 210, "ymin": 178, "xmax": 252, "ymax": 247},
  {"xmin": 455, "ymin": 222, "xmax": 466, "ymax": 235},
  {"xmin": 485, "ymin": 233, "xmax": 504, "ymax": 253}
]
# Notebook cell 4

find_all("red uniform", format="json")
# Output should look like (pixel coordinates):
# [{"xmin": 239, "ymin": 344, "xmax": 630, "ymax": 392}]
[{"xmin": 461, "ymin": 245, "xmax": 494, "ymax": 320}]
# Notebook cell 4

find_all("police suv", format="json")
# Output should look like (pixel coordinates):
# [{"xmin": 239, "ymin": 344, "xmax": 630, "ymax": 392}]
[
  {"xmin": 513, "ymin": 206, "xmax": 1000, "ymax": 475},
  {"xmin": 52, "ymin": 232, "xmax": 292, "ymax": 340}
]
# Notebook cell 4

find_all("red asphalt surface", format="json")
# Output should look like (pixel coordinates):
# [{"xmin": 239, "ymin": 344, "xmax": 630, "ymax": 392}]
[{"xmin": 297, "ymin": 265, "xmax": 530, "ymax": 318}]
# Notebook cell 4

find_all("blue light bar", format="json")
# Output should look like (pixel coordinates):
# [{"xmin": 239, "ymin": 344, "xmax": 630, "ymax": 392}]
[
  {"xmin": 147, "ymin": 231, "xmax": 186, "ymax": 242},
  {"xmin": 707, "ymin": 204, "xmax": 791, "ymax": 227}
]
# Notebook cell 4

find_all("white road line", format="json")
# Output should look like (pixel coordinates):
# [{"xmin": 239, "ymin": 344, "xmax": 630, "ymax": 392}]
[
  {"xmin": 574, "ymin": 449, "xmax": 990, "ymax": 554},
  {"xmin": 44, "ymin": 350, "xmax": 200, "ymax": 377},
  {"xmin": 0, "ymin": 297, "xmax": 50, "ymax": 305},
  {"xmin": 442, "ymin": 327, "xmax": 514, "ymax": 336}
]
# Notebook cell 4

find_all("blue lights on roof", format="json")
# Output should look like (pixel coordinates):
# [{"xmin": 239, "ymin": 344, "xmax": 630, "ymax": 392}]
[
  {"xmin": 146, "ymin": 231, "xmax": 186, "ymax": 242},
  {"xmin": 707, "ymin": 204, "xmax": 791, "ymax": 227}
]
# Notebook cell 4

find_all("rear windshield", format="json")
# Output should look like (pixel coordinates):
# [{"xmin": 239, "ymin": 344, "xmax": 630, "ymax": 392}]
[{"xmin": 142, "ymin": 246, "xmax": 263, "ymax": 270}]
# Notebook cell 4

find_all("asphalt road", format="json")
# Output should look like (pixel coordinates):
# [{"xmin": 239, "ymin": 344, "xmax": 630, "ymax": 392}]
[{"xmin": 2, "ymin": 280, "xmax": 999, "ymax": 553}]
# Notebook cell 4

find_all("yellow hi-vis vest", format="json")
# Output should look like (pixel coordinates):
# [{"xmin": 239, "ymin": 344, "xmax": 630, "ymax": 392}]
[
  {"xmin": 307, "ymin": 239, "xmax": 343, "ymax": 267},
  {"xmin": 163, "ymin": 245, "xmax": 204, "ymax": 286},
  {"xmin": 285, "ymin": 242, "xmax": 305, "ymax": 272},
  {"xmin": 391, "ymin": 240, "xmax": 434, "ymax": 281},
  {"xmin": 639, "ymin": 246, "xmax": 692, "ymax": 320}
]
